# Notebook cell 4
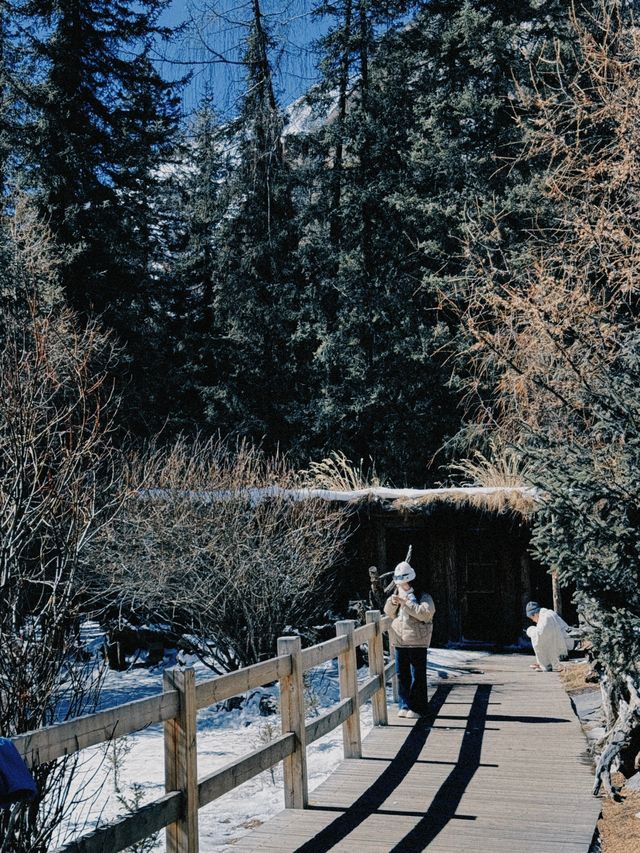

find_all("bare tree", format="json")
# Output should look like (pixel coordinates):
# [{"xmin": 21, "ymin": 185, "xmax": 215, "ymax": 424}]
[
  {"xmin": 458, "ymin": 0, "xmax": 640, "ymax": 798},
  {"xmin": 0, "ymin": 201, "xmax": 121, "ymax": 849},
  {"xmin": 93, "ymin": 437, "xmax": 351, "ymax": 672}
]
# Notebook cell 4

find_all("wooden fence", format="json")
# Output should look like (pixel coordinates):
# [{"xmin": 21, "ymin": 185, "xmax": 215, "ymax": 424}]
[{"xmin": 12, "ymin": 612, "xmax": 396, "ymax": 853}]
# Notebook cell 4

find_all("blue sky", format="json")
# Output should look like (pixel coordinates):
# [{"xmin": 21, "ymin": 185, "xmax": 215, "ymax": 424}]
[{"xmin": 159, "ymin": 0, "xmax": 326, "ymax": 119}]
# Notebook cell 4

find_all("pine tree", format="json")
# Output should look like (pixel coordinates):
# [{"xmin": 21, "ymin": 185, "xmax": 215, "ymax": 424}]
[
  {"xmin": 0, "ymin": 1, "xmax": 25, "ymax": 207},
  {"xmin": 18, "ymin": 2, "xmax": 179, "ymax": 316},
  {"xmin": 192, "ymin": 0, "xmax": 303, "ymax": 447},
  {"xmin": 291, "ymin": 0, "xmax": 462, "ymax": 482},
  {"xmin": 110, "ymin": 42, "xmax": 184, "ymax": 431},
  {"xmin": 16, "ymin": 0, "xmax": 181, "ymax": 429},
  {"xmin": 0, "ymin": 3, "xmax": 10, "ymax": 200},
  {"xmin": 289, "ymin": 0, "xmax": 610, "ymax": 483},
  {"xmin": 167, "ymin": 97, "xmax": 224, "ymax": 429}
]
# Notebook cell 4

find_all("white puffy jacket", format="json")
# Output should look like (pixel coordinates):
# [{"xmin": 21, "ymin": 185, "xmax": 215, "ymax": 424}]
[
  {"xmin": 526, "ymin": 608, "xmax": 574, "ymax": 668},
  {"xmin": 384, "ymin": 591, "xmax": 435, "ymax": 648}
]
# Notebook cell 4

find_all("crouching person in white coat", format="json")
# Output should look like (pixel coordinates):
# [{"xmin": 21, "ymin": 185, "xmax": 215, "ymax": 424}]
[{"xmin": 525, "ymin": 601, "xmax": 574, "ymax": 671}]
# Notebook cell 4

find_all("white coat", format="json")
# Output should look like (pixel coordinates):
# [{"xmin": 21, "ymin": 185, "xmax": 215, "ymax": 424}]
[{"xmin": 526, "ymin": 608, "xmax": 574, "ymax": 669}]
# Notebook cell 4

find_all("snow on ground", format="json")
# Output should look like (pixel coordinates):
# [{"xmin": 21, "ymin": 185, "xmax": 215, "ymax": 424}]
[{"xmin": 62, "ymin": 639, "xmax": 487, "ymax": 852}]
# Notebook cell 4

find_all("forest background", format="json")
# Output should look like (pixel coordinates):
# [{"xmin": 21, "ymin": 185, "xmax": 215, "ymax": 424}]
[{"xmin": 4, "ymin": 0, "xmax": 579, "ymax": 483}]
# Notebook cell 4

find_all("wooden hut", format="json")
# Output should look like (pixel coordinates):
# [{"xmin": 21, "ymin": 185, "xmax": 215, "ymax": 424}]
[
  {"xmin": 311, "ymin": 486, "xmax": 562, "ymax": 647},
  {"xmin": 143, "ymin": 482, "xmax": 565, "ymax": 647}
]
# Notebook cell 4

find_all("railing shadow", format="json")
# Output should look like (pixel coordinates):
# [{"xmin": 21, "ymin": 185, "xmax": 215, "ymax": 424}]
[
  {"xmin": 295, "ymin": 684, "xmax": 453, "ymax": 853},
  {"xmin": 387, "ymin": 683, "xmax": 492, "ymax": 851}
]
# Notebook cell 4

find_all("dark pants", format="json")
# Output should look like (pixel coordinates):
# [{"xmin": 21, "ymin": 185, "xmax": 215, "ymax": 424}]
[{"xmin": 395, "ymin": 646, "xmax": 428, "ymax": 714}]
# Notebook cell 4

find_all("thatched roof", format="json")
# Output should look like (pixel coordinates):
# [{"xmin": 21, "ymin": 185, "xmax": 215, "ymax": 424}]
[
  {"xmin": 142, "ymin": 485, "xmax": 539, "ymax": 517},
  {"xmin": 293, "ymin": 485, "xmax": 539, "ymax": 517}
]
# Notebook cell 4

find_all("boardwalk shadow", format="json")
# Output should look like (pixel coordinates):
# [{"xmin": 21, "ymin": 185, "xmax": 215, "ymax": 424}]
[
  {"xmin": 296, "ymin": 684, "xmax": 453, "ymax": 853},
  {"xmin": 439, "ymin": 713, "xmax": 569, "ymax": 724},
  {"xmin": 387, "ymin": 683, "xmax": 492, "ymax": 852}
]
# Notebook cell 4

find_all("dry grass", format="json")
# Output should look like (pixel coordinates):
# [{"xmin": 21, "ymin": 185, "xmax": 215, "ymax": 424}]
[
  {"xmin": 450, "ymin": 442, "xmax": 531, "ymax": 488},
  {"xmin": 599, "ymin": 773, "xmax": 640, "ymax": 853},
  {"xmin": 391, "ymin": 487, "xmax": 538, "ymax": 518},
  {"xmin": 300, "ymin": 451, "xmax": 383, "ymax": 491},
  {"xmin": 558, "ymin": 661, "xmax": 593, "ymax": 693}
]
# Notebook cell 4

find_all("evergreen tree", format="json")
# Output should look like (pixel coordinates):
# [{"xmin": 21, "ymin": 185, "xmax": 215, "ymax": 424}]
[
  {"xmin": 0, "ymin": 3, "xmax": 10, "ymax": 200},
  {"xmin": 110, "ymin": 41, "xmax": 184, "ymax": 431},
  {"xmin": 288, "ymin": 0, "xmax": 608, "ymax": 483},
  {"xmin": 291, "ymin": 0, "xmax": 461, "ymax": 483},
  {"xmin": 192, "ymin": 0, "xmax": 303, "ymax": 447},
  {"xmin": 167, "ymin": 97, "xmax": 224, "ymax": 429},
  {"xmin": 15, "ymin": 0, "xmax": 181, "ymax": 428},
  {"xmin": 0, "ymin": 1, "xmax": 26, "ymax": 206}
]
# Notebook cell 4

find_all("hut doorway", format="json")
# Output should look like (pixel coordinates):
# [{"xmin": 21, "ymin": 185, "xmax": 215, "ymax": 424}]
[{"xmin": 459, "ymin": 524, "xmax": 502, "ymax": 641}]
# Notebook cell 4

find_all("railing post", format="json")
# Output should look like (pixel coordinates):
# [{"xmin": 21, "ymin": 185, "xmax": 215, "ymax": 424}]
[
  {"xmin": 336, "ymin": 620, "xmax": 362, "ymax": 758},
  {"xmin": 277, "ymin": 635, "xmax": 308, "ymax": 809},
  {"xmin": 164, "ymin": 667, "xmax": 199, "ymax": 853},
  {"xmin": 366, "ymin": 610, "xmax": 388, "ymax": 726}
]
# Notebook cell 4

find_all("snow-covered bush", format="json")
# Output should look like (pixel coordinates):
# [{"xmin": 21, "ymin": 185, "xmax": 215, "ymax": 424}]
[{"xmin": 93, "ymin": 437, "xmax": 351, "ymax": 671}]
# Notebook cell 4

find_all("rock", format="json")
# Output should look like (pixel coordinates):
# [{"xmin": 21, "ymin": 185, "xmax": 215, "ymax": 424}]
[
  {"xmin": 625, "ymin": 771, "xmax": 640, "ymax": 792},
  {"xmin": 572, "ymin": 689, "xmax": 603, "ymax": 723},
  {"xmin": 259, "ymin": 694, "xmax": 278, "ymax": 716}
]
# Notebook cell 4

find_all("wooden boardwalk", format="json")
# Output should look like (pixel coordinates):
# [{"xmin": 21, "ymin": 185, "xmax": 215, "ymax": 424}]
[{"xmin": 227, "ymin": 654, "xmax": 600, "ymax": 853}]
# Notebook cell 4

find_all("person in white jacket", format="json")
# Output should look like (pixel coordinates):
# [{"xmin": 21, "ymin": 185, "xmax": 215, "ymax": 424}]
[{"xmin": 525, "ymin": 601, "xmax": 574, "ymax": 671}]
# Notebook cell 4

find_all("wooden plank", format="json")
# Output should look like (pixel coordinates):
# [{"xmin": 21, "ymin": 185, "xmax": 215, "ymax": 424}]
[
  {"xmin": 226, "ymin": 811, "xmax": 596, "ymax": 845},
  {"xmin": 305, "ymin": 699, "xmax": 352, "ymax": 745},
  {"xmin": 336, "ymin": 620, "xmax": 362, "ymax": 759},
  {"xmin": 278, "ymin": 635, "xmax": 308, "ymax": 808},
  {"xmin": 353, "ymin": 622, "xmax": 376, "ymax": 646},
  {"xmin": 164, "ymin": 668, "xmax": 199, "ymax": 853},
  {"xmin": 13, "ymin": 691, "xmax": 180, "ymax": 767},
  {"xmin": 224, "ymin": 800, "xmax": 596, "ymax": 839},
  {"xmin": 366, "ymin": 610, "xmax": 388, "ymax": 725},
  {"xmin": 198, "ymin": 733, "xmax": 295, "ymax": 807},
  {"xmin": 51, "ymin": 791, "xmax": 181, "ymax": 853},
  {"xmin": 195, "ymin": 655, "xmax": 292, "ymax": 709},
  {"xmin": 230, "ymin": 838, "xmax": 586, "ymax": 853},
  {"xmin": 225, "ymin": 809, "xmax": 595, "ymax": 843},
  {"xmin": 300, "ymin": 635, "xmax": 349, "ymax": 671},
  {"xmin": 308, "ymin": 782, "xmax": 596, "ymax": 804},
  {"xmin": 380, "ymin": 615, "xmax": 393, "ymax": 633}
]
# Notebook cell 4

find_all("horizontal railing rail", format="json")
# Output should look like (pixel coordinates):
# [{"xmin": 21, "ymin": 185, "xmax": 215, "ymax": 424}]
[
  {"xmin": 198, "ymin": 733, "xmax": 296, "ymax": 808},
  {"xmin": 195, "ymin": 654, "xmax": 293, "ymax": 710},
  {"xmin": 306, "ymin": 698, "xmax": 353, "ymax": 745},
  {"xmin": 15, "ymin": 691, "xmax": 180, "ymax": 768},
  {"xmin": 15, "ymin": 611, "xmax": 398, "ymax": 853}
]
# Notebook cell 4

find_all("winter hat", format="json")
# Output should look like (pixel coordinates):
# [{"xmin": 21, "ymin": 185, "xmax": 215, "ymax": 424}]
[
  {"xmin": 526, "ymin": 601, "xmax": 541, "ymax": 618},
  {"xmin": 393, "ymin": 546, "xmax": 416, "ymax": 583}
]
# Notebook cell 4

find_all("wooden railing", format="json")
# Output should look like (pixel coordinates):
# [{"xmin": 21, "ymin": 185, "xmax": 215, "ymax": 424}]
[{"xmin": 12, "ymin": 611, "xmax": 396, "ymax": 853}]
